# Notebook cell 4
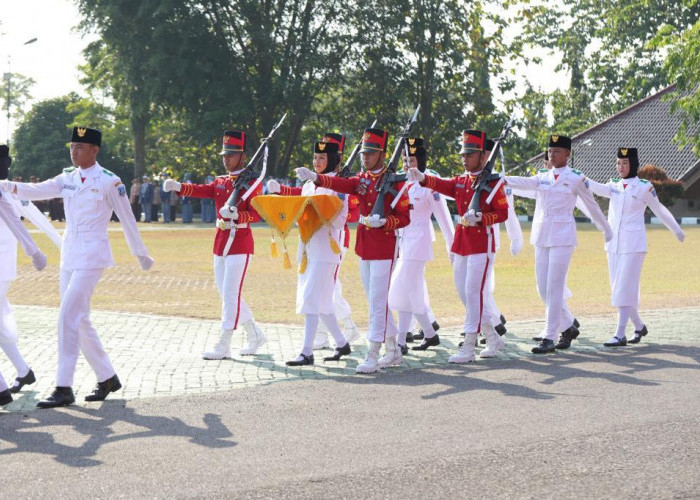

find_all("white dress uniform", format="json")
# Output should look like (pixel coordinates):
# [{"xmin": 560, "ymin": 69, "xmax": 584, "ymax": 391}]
[
  {"xmin": 14, "ymin": 162, "xmax": 152, "ymax": 387},
  {"xmin": 506, "ymin": 166, "xmax": 612, "ymax": 341},
  {"xmin": 293, "ymin": 176, "xmax": 349, "ymax": 357},
  {"xmin": 389, "ymin": 183, "xmax": 453, "ymax": 341},
  {"xmin": 587, "ymin": 176, "xmax": 684, "ymax": 338},
  {"xmin": 0, "ymin": 192, "xmax": 61, "ymax": 393}
]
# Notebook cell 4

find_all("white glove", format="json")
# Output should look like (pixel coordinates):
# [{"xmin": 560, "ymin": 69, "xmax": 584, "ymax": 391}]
[
  {"xmin": 162, "ymin": 179, "xmax": 182, "ymax": 192},
  {"xmin": 137, "ymin": 255, "xmax": 154, "ymax": 271},
  {"xmin": 675, "ymin": 229, "xmax": 686, "ymax": 243},
  {"xmin": 359, "ymin": 214, "xmax": 386, "ymax": 228},
  {"xmin": 0, "ymin": 180, "xmax": 15, "ymax": 193},
  {"xmin": 462, "ymin": 210, "xmax": 482, "ymax": 225},
  {"xmin": 32, "ymin": 251, "xmax": 47, "ymax": 271},
  {"xmin": 604, "ymin": 227, "xmax": 614, "ymax": 243},
  {"xmin": 407, "ymin": 167, "xmax": 425, "ymax": 183},
  {"xmin": 510, "ymin": 238, "xmax": 523, "ymax": 256},
  {"xmin": 219, "ymin": 205, "xmax": 238, "ymax": 220},
  {"xmin": 266, "ymin": 179, "xmax": 281, "ymax": 194},
  {"xmin": 295, "ymin": 167, "xmax": 317, "ymax": 182}
]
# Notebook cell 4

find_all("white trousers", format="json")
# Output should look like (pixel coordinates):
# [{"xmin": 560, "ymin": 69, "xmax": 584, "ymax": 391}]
[
  {"xmin": 608, "ymin": 252, "xmax": 645, "ymax": 307},
  {"xmin": 453, "ymin": 253, "xmax": 495, "ymax": 334},
  {"xmin": 0, "ymin": 369, "xmax": 7, "ymax": 392},
  {"xmin": 57, "ymin": 268, "xmax": 115, "ymax": 387},
  {"xmin": 214, "ymin": 254, "xmax": 254, "ymax": 330},
  {"xmin": 296, "ymin": 261, "xmax": 336, "ymax": 315},
  {"xmin": 359, "ymin": 258, "xmax": 398, "ymax": 343},
  {"xmin": 534, "ymin": 246, "xmax": 575, "ymax": 340},
  {"xmin": 0, "ymin": 281, "xmax": 18, "ymax": 344}
]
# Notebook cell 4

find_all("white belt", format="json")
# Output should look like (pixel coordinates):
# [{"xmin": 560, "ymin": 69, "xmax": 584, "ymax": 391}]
[
  {"xmin": 542, "ymin": 210, "xmax": 572, "ymax": 217},
  {"xmin": 64, "ymin": 229, "xmax": 105, "ymax": 237},
  {"xmin": 216, "ymin": 219, "xmax": 248, "ymax": 230}
]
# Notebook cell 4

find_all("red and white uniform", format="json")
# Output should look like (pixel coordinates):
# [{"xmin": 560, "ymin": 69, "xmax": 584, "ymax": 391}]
[
  {"xmin": 315, "ymin": 169, "xmax": 410, "ymax": 342},
  {"xmin": 178, "ymin": 173, "xmax": 262, "ymax": 330},
  {"xmin": 423, "ymin": 171, "xmax": 509, "ymax": 334}
]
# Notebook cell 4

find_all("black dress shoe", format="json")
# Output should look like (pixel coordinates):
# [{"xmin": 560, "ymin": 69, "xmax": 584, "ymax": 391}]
[
  {"xmin": 412, "ymin": 334, "xmax": 440, "ymax": 351},
  {"xmin": 500, "ymin": 315, "xmax": 506, "ymax": 325},
  {"xmin": 286, "ymin": 353, "xmax": 314, "ymax": 366},
  {"xmin": 9, "ymin": 368, "xmax": 36, "ymax": 394},
  {"xmin": 628, "ymin": 325, "xmax": 648, "ymax": 344},
  {"xmin": 405, "ymin": 331, "xmax": 415, "ymax": 343},
  {"xmin": 573, "ymin": 318, "xmax": 580, "ymax": 329},
  {"xmin": 479, "ymin": 334, "xmax": 486, "ymax": 345},
  {"xmin": 85, "ymin": 374, "xmax": 122, "ymax": 402},
  {"xmin": 323, "ymin": 344, "xmax": 351, "ymax": 361},
  {"xmin": 37, "ymin": 387, "xmax": 75, "ymax": 408},
  {"xmin": 604, "ymin": 337, "xmax": 628, "ymax": 347},
  {"xmin": 555, "ymin": 326, "xmax": 580, "ymax": 350},
  {"xmin": 0, "ymin": 389, "xmax": 12, "ymax": 407},
  {"xmin": 432, "ymin": 321, "xmax": 440, "ymax": 332},
  {"xmin": 532, "ymin": 339, "xmax": 556, "ymax": 354},
  {"xmin": 399, "ymin": 343, "xmax": 409, "ymax": 356},
  {"xmin": 532, "ymin": 335, "xmax": 545, "ymax": 341},
  {"xmin": 460, "ymin": 332, "xmax": 466, "ymax": 337},
  {"xmin": 495, "ymin": 323, "xmax": 507, "ymax": 336},
  {"xmin": 414, "ymin": 330, "xmax": 424, "ymax": 341}
]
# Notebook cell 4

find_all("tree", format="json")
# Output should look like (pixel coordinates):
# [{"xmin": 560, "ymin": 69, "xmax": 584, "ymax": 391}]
[
  {"xmin": 638, "ymin": 164, "xmax": 684, "ymax": 208},
  {"xmin": 1, "ymin": 72, "xmax": 35, "ymax": 140}
]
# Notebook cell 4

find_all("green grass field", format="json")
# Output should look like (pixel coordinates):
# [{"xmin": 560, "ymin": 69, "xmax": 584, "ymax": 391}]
[{"xmin": 11, "ymin": 222, "xmax": 700, "ymax": 328}]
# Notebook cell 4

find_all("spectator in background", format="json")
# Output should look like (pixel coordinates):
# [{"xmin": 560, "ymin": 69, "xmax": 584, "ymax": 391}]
[
  {"xmin": 201, "ymin": 174, "xmax": 215, "ymax": 222},
  {"xmin": 160, "ymin": 175, "xmax": 171, "ymax": 223},
  {"xmin": 181, "ymin": 173, "xmax": 193, "ymax": 223},
  {"xmin": 140, "ymin": 175, "xmax": 154, "ymax": 223},
  {"xmin": 151, "ymin": 179, "xmax": 161, "ymax": 222},
  {"xmin": 130, "ymin": 177, "xmax": 142, "ymax": 221}
]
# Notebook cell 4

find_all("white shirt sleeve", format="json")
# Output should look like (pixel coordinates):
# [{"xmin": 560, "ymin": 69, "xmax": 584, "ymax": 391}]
[
  {"xmin": 504, "ymin": 174, "xmax": 539, "ymax": 191},
  {"xmin": 431, "ymin": 193, "xmax": 455, "ymax": 255},
  {"xmin": 587, "ymin": 179, "xmax": 612, "ymax": 198},
  {"xmin": 16, "ymin": 199, "xmax": 62, "ymax": 249},
  {"xmin": 574, "ymin": 176, "xmax": 612, "ymax": 235},
  {"xmin": 0, "ymin": 194, "xmax": 40, "ymax": 256},
  {"xmin": 14, "ymin": 176, "xmax": 64, "ymax": 201},
  {"xmin": 105, "ymin": 178, "xmax": 150, "ymax": 258},
  {"xmin": 644, "ymin": 184, "xmax": 684, "ymax": 238},
  {"xmin": 504, "ymin": 193, "xmax": 523, "ymax": 243}
]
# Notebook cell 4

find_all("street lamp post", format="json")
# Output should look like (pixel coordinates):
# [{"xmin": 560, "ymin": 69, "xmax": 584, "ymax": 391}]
[{"xmin": 3, "ymin": 37, "xmax": 38, "ymax": 146}]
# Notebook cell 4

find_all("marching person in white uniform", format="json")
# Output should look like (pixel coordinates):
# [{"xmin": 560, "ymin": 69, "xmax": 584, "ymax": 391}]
[
  {"xmin": 388, "ymin": 138, "xmax": 454, "ymax": 355},
  {"xmin": 0, "ymin": 145, "xmax": 62, "ymax": 406},
  {"xmin": 268, "ymin": 141, "xmax": 352, "ymax": 365},
  {"xmin": 505, "ymin": 134, "xmax": 613, "ymax": 354},
  {"xmin": 587, "ymin": 147, "xmax": 685, "ymax": 346},
  {"xmin": 0, "ymin": 127, "xmax": 155, "ymax": 408}
]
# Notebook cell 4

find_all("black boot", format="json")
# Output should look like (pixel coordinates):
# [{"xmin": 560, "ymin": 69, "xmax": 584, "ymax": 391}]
[
  {"xmin": 0, "ymin": 389, "xmax": 12, "ymax": 407},
  {"xmin": 9, "ymin": 368, "xmax": 36, "ymax": 393},
  {"xmin": 286, "ymin": 353, "xmax": 314, "ymax": 366},
  {"xmin": 37, "ymin": 387, "xmax": 75, "ymax": 408},
  {"xmin": 532, "ymin": 339, "xmax": 556, "ymax": 354},
  {"xmin": 85, "ymin": 374, "xmax": 122, "ymax": 402},
  {"xmin": 323, "ymin": 344, "xmax": 351, "ymax": 361},
  {"xmin": 628, "ymin": 325, "xmax": 648, "ymax": 344},
  {"xmin": 412, "ymin": 334, "xmax": 440, "ymax": 351}
]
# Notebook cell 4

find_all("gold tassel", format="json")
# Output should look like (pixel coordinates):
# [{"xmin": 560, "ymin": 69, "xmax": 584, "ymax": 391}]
[
  {"xmin": 329, "ymin": 235, "xmax": 341, "ymax": 255},
  {"xmin": 298, "ymin": 251, "xmax": 308, "ymax": 274},
  {"xmin": 270, "ymin": 237, "xmax": 280, "ymax": 258},
  {"xmin": 283, "ymin": 250, "xmax": 292, "ymax": 269}
]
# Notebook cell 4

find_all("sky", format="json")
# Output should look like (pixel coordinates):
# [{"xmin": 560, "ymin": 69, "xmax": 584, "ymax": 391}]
[{"xmin": 0, "ymin": 0, "xmax": 568, "ymax": 144}]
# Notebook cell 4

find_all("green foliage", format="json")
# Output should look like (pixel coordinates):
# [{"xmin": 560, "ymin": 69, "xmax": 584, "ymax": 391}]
[{"xmin": 0, "ymin": 72, "xmax": 35, "ymax": 126}]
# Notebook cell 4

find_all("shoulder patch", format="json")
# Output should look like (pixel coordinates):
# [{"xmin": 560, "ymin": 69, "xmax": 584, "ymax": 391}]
[
  {"xmin": 571, "ymin": 169, "xmax": 582, "ymax": 176},
  {"xmin": 538, "ymin": 168, "xmax": 548, "ymax": 173},
  {"xmin": 611, "ymin": 177, "xmax": 620, "ymax": 183},
  {"xmin": 433, "ymin": 192, "xmax": 440, "ymax": 201},
  {"xmin": 639, "ymin": 179, "xmax": 650, "ymax": 184},
  {"xmin": 650, "ymin": 187, "xmax": 657, "ymax": 197},
  {"xmin": 63, "ymin": 167, "xmax": 76, "ymax": 174},
  {"xmin": 101, "ymin": 168, "xmax": 115, "ymax": 177}
]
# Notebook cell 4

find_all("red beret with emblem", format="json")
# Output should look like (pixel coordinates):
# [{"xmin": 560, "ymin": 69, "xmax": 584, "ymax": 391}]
[
  {"xmin": 460, "ymin": 129, "xmax": 486, "ymax": 154},
  {"xmin": 322, "ymin": 133, "xmax": 345, "ymax": 154},
  {"xmin": 360, "ymin": 128, "xmax": 388, "ymax": 153},
  {"xmin": 220, "ymin": 130, "xmax": 246, "ymax": 155}
]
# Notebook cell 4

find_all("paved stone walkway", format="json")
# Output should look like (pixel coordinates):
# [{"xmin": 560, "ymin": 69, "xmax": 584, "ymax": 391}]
[{"xmin": 2, "ymin": 305, "xmax": 698, "ymax": 413}]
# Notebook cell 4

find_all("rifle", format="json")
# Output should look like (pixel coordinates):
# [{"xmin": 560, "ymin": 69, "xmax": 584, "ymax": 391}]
[
  {"xmin": 466, "ymin": 116, "xmax": 515, "ymax": 214},
  {"xmin": 370, "ymin": 105, "xmax": 420, "ymax": 218},
  {"xmin": 338, "ymin": 118, "xmax": 378, "ymax": 178},
  {"xmin": 221, "ymin": 113, "xmax": 287, "ymax": 255}
]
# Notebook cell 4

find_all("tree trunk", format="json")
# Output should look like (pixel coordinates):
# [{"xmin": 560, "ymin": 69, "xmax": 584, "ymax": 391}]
[{"xmin": 132, "ymin": 113, "xmax": 148, "ymax": 179}]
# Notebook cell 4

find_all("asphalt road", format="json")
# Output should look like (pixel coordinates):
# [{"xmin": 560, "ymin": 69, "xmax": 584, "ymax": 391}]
[{"xmin": 2, "ymin": 343, "xmax": 700, "ymax": 499}]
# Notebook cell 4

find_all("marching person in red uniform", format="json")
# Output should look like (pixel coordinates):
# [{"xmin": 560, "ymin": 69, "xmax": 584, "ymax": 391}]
[
  {"xmin": 294, "ymin": 128, "xmax": 411, "ymax": 373},
  {"xmin": 407, "ymin": 130, "xmax": 509, "ymax": 363},
  {"xmin": 163, "ymin": 130, "xmax": 266, "ymax": 359}
]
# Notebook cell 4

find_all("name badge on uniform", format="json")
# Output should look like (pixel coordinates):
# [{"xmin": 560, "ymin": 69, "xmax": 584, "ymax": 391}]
[
  {"xmin": 456, "ymin": 183, "xmax": 464, "ymax": 189},
  {"xmin": 539, "ymin": 180, "xmax": 551, "ymax": 186},
  {"xmin": 63, "ymin": 184, "xmax": 78, "ymax": 191},
  {"xmin": 216, "ymin": 184, "xmax": 227, "ymax": 190}
]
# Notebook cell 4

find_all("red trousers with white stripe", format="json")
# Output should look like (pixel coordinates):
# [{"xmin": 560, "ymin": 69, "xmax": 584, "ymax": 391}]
[
  {"xmin": 214, "ymin": 254, "xmax": 254, "ymax": 331},
  {"xmin": 452, "ymin": 253, "xmax": 495, "ymax": 334}
]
